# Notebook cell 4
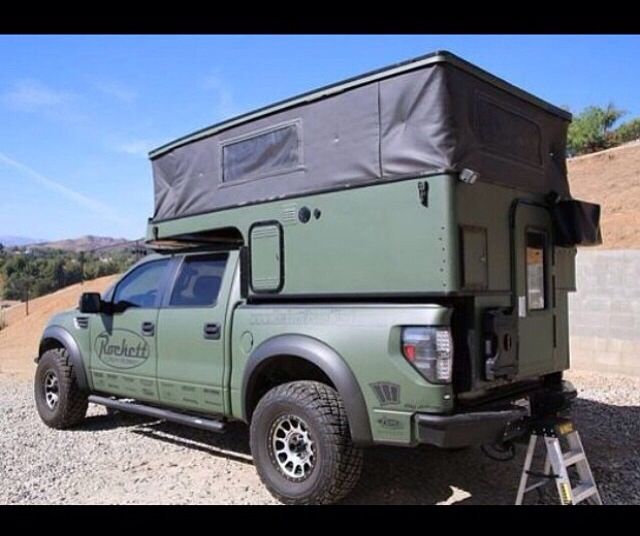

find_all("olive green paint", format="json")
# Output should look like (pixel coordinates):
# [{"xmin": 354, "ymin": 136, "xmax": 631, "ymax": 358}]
[{"xmin": 149, "ymin": 174, "xmax": 460, "ymax": 296}]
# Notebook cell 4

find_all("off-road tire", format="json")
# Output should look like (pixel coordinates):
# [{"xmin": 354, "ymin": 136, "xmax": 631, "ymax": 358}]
[
  {"xmin": 34, "ymin": 347, "xmax": 88, "ymax": 429},
  {"xmin": 250, "ymin": 381, "xmax": 363, "ymax": 505}
]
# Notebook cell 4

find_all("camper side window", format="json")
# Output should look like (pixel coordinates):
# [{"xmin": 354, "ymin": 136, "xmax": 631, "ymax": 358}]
[
  {"xmin": 475, "ymin": 95, "xmax": 542, "ymax": 167},
  {"xmin": 221, "ymin": 122, "xmax": 301, "ymax": 183},
  {"xmin": 526, "ymin": 231, "xmax": 547, "ymax": 311}
]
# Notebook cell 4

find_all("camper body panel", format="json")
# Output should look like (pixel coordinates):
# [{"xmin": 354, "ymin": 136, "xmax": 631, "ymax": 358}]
[{"xmin": 150, "ymin": 174, "xmax": 460, "ymax": 296}]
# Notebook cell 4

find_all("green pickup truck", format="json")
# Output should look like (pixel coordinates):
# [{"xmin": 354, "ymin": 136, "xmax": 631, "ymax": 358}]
[{"xmin": 34, "ymin": 51, "xmax": 601, "ymax": 504}]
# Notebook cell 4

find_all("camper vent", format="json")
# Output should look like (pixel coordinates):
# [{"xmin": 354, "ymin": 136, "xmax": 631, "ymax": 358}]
[{"xmin": 281, "ymin": 205, "xmax": 298, "ymax": 225}]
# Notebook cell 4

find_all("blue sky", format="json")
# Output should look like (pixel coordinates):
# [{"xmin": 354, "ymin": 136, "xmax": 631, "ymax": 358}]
[{"xmin": 1, "ymin": 34, "xmax": 639, "ymax": 241}]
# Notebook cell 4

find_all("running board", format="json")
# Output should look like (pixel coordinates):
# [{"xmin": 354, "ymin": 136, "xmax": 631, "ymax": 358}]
[{"xmin": 88, "ymin": 395, "xmax": 226, "ymax": 433}]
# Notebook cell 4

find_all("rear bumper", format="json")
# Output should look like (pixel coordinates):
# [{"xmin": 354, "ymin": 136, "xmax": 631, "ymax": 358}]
[
  {"xmin": 414, "ymin": 379, "xmax": 577, "ymax": 448},
  {"xmin": 415, "ymin": 406, "xmax": 528, "ymax": 448}
]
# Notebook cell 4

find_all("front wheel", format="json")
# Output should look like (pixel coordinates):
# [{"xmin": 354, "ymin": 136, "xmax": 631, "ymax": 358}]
[
  {"xmin": 250, "ymin": 381, "xmax": 363, "ymax": 505},
  {"xmin": 34, "ymin": 348, "xmax": 88, "ymax": 429}
]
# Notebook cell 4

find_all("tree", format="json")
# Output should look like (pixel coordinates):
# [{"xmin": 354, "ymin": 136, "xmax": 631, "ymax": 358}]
[
  {"xmin": 567, "ymin": 103, "xmax": 626, "ymax": 156},
  {"xmin": 4, "ymin": 272, "xmax": 34, "ymax": 302},
  {"xmin": 614, "ymin": 118, "xmax": 640, "ymax": 145},
  {"xmin": 0, "ymin": 247, "xmax": 136, "ymax": 301}
]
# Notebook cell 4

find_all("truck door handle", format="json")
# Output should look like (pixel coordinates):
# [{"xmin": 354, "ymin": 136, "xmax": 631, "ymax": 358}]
[
  {"xmin": 203, "ymin": 323, "xmax": 221, "ymax": 340},
  {"xmin": 141, "ymin": 321, "xmax": 155, "ymax": 336}
]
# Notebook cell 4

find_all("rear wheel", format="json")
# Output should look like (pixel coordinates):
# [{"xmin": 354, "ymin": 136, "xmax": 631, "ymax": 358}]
[
  {"xmin": 34, "ymin": 348, "xmax": 88, "ymax": 429},
  {"xmin": 250, "ymin": 381, "xmax": 363, "ymax": 505}
]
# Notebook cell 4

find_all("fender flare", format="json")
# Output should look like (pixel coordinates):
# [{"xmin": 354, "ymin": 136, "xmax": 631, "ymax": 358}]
[
  {"xmin": 38, "ymin": 326, "xmax": 89, "ymax": 392},
  {"xmin": 242, "ymin": 334, "xmax": 373, "ymax": 445}
]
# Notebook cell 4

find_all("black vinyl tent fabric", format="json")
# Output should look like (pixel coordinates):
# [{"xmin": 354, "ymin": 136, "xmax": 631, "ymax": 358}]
[{"xmin": 151, "ymin": 54, "xmax": 571, "ymax": 222}]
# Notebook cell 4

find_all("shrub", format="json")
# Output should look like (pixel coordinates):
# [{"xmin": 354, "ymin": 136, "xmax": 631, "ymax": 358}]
[
  {"xmin": 567, "ymin": 104, "xmax": 626, "ymax": 156},
  {"xmin": 613, "ymin": 118, "xmax": 640, "ymax": 145}
]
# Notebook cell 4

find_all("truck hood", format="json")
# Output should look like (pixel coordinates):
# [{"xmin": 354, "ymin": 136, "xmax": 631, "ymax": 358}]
[{"xmin": 47, "ymin": 308, "xmax": 80, "ymax": 328}]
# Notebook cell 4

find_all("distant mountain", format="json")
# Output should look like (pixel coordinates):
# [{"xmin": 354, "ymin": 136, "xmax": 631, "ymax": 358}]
[
  {"xmin": 31, "ymin": 235, "xmax": 134, "ymax": 252},
  {"xmin": 0, "ymin": 235, "xmax": 44, "ymax": 248},
  {"xmin": 0, "ymin": 235, "xmax": 44, "ymax": 247}
]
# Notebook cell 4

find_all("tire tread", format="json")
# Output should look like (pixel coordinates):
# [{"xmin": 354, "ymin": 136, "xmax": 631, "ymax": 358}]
[
  {"xmin": 251, "ymin": 380, "xmax": 363, "ymax": 505},
  {"xmin": 35, "ymin": 347, "xmax": 88, "ymax": 429}
]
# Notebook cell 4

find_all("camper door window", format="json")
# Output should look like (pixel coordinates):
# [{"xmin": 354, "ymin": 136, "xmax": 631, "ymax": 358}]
[{"xmin": 526, "ymin": 231, "xmax": 547, "ymax": 311}]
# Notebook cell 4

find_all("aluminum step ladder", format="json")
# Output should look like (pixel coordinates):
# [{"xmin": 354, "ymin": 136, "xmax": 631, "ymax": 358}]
[{"xmin": 516, "ymin": 417, "xmax": 602, "ymax": 505}]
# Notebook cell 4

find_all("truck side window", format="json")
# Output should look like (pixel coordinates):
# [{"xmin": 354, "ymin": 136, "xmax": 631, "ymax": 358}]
[
  {"xmin": 526, "ymin": 231, "xmax": 547, "ymax": 311},
  {"xmin": 113, "ymin": 259, "xmax": 170, "ymax": 308},
  {"xmin": 169, "ymin": 254, "xmax": 228, "ymax": 307}
]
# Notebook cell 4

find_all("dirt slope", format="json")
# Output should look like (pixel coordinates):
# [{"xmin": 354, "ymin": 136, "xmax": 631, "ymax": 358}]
[
  {"xmin": 567, "ymin": 141, "xmax": 640, "ymax": 249},
  {"xmin": 0, "ymin": 275, "xmax": 117, "ymax": 379}
]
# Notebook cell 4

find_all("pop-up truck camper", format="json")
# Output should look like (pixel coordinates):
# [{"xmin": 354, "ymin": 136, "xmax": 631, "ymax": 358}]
[{"xmin": 35, "ymin": 51, "xmax": 601, "ymax": 504}]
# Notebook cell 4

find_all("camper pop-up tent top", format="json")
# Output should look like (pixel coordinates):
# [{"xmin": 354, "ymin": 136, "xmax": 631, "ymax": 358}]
[{"xmin": 149, "ymin": 50, "xmax": 573, "ymax": 221}]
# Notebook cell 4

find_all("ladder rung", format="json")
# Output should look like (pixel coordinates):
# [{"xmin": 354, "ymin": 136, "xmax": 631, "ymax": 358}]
[
  {"xmin": 524, "ymin": 480, "xmax": 548, "ymax": 493},
  {"xmin": 563, "ymin": 450, "xmax": 586, "ymax": 466},
  {"xmin": 572, "ymin": 483, "xmax": 597, "ymax": 504}
]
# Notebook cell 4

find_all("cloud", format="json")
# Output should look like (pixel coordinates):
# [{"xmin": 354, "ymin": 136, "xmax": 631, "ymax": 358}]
[
  {"xmin": 114, "ymin": 139, "xmax": 156, "ymax": 157},
  {"xmin": 1, "ymin": 79, "xmax": 83, "ymax": 121},
  {"xmin": 0, "ymin": 79, "xmax": 85, "ymax": 122},
  {"xmin": 203, "ymin": 76, "xmax": 238, "ymax": 120},
  {"xmin": 94, "ymin": 80, "xmax": 137, "ymax": 103},
  {"xmin": 0, "ymin": 152, "xmax": 131, "ymax": 227},
  {"xmin": 1, "ymin": 79, "xmax": 71, "ymax": 110}
]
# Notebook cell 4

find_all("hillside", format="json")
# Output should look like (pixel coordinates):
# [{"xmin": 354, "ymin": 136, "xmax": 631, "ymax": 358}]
[
  {"xmin": 0, "ymin": 275, "xmax": 117, "ymax": 379},
  {"xmin": 0, "ymin": 235, "xmax": 43, "ymax": 247},
  {"xmin": 567, "ymin": 141, "xmax": 640, "ymax": 249},
  {"xmin": 30, "ymin": 235, "xmax": 131, "ymax": 252}
]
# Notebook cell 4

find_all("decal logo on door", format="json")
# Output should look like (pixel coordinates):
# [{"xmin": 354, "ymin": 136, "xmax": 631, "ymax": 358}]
[{"xmin": 94, "ymin": 329, "xmax": 149, "ymax": 369}]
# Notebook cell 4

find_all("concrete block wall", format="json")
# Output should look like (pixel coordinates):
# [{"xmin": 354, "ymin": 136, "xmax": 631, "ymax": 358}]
[{"xmin": 569, "ymin": 250, "xmax": 640, "ymax": 376}]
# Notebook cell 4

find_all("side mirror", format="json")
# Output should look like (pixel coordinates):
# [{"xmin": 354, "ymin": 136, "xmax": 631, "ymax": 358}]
[{"xmin": 79, "ymin": 292, "xmax": 103, "ymax": 314}]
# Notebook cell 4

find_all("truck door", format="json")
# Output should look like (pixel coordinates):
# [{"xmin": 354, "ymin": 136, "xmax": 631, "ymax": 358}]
[
  {"xmin": 155, "ymin": 251, "xmax": 235, "ymax": 415},
  {"xmin": 89, "ymin": 258, "xmax": 171, "ymax": 401},
  {"xmin": 514, "ymin": 204, "xmax": 559, "ymax": 378}
]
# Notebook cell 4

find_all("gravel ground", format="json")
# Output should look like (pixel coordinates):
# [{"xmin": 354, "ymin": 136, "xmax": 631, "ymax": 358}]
[{"xmin": 1, "ymin": 369, "xmax": 638, "ymax": 505}]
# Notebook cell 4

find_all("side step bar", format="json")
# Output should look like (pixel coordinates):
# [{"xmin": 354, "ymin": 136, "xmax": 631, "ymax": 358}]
[{"xmin": 88, "ymin": 395, "xmax": 226, "ymax": 433}]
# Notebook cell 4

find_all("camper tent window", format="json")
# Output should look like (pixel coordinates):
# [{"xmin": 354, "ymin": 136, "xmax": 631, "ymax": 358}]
[
  {"xmin": 476, "ymin": 96, "xmax": 543, "ymax": 166},
  {"xmin": 221, "ymin": 122, "xmax": 301, "ymax": 183}
]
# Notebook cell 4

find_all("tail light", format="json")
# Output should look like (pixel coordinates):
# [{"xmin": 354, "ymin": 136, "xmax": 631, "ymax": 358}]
[{"xmin": 402, "ymin": 327, "xmax": 453, "ymax": 384}]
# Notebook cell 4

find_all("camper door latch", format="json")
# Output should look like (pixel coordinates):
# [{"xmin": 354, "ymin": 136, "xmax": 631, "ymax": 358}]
[{"xmin": 418, "ymin": 181, "xmax": 429, "ymax": 207}]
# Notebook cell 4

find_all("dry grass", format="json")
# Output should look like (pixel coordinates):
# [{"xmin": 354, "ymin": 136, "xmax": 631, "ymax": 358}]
[
  {"xmin": 567, "ymin": 141, "xmax": 640, "ymax": 249},
  {"xmin": 0, "ymin": 275, "xmax": 117, "ymax": 379}
]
